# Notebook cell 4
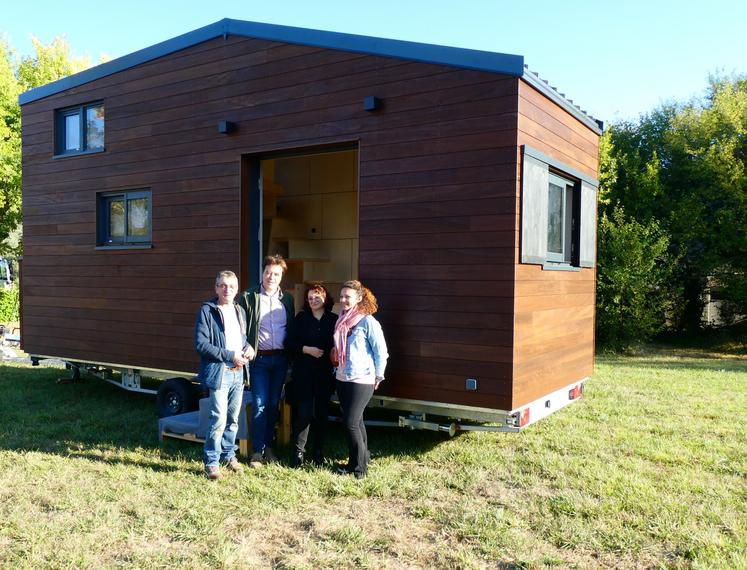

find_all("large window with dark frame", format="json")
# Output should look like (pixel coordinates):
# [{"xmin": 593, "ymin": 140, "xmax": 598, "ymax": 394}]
[
  {"xmin": 520, "ymin": 145, "xmax": 597, "ymax": 270},
  {"xmin": 55, "ymin": 102, "xmax": 105, "ymax": 156},
  {"xmin": 97, "ymin": 190, "xmax": 151, "ymax": 247}
]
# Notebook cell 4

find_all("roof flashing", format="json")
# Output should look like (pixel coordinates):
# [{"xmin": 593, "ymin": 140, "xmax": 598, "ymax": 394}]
[{"xmin": 19, "ymin": 18, "xmax": 600, "ymax": 130}]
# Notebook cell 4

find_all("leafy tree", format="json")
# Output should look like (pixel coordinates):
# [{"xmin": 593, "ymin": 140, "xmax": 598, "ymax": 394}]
[
  {"xmin": 601, "ymin": 75, "xmax": 747, "ymax": 332},
  {"xmin": 596, "ymin": 206, "xmax": 674, "ymax": 349},
  {"xmin": 0, "ymin": 36, "xmax": 89, "ymax": 255}
]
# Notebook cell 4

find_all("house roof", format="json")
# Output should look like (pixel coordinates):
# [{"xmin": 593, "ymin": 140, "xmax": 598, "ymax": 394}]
[{"xmin": 19, "ymin": 18, "xmax": 602, "ymax": 133}]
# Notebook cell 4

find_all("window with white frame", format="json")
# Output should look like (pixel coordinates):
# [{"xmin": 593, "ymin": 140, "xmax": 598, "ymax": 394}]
[{"xmin": 55, "ymin": 102, "xmax": 105, "ymax": 156}]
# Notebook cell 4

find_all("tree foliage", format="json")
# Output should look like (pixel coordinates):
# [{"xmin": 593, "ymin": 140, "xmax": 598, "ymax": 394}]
[
  {"xmin": 596, "ymin": 206, "xmax": 673, "ymax": 349},
  {"xmin": 600, "ymin": 74, "xmax": 747, "ymax": 336},
  {"xmin": 0, "ymin": 37, "xmax": 89, "ymax": 255}
]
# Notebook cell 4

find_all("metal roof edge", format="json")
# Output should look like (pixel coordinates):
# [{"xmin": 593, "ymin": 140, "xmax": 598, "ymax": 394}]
[
  {"xmin": 19, "ymin": 19, "xmax": 230, "ymax": 105},
  {"xmin": 19, "ymin": 18, "xmax": 525, "ymax": 105},
  {"xmin": 522, "ymin": 67, "xmax": 603, "ymax": 135}
]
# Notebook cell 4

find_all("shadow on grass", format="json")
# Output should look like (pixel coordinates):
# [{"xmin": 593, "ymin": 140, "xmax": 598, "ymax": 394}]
[{"xmin": 0, "ymin": 363, "xmax": 448, "ymax": 472}]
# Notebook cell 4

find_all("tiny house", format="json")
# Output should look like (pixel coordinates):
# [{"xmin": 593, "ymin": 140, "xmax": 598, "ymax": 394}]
[{"xmin": 19, "ymin": 19, "xmax": 601, "ymax": 429}]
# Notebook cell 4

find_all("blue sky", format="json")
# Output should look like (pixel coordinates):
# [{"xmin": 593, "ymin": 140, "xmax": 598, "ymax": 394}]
[{"xmin": 2, "ymin": 0, "xmax": 744, "ymax": 124}]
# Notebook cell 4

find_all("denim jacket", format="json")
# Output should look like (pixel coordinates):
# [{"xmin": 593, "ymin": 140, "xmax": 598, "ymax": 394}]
[
  {"xmin": 338, "ymin": 315, "xmax": 388, "ymax": 382},
  {"xmin": 194, "ymin": 298, "xmax": 249, "ymax": 390}
]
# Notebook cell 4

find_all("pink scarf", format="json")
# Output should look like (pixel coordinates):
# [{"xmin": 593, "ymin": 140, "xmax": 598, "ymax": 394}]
[{"xmin": 333, "ymin": 307, "xmax": 365, "ymax": 367}]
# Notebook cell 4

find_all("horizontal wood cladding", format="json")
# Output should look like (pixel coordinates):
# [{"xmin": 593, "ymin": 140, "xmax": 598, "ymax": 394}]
[
  {"xmin": 517, "ymin": 80, "xmax": 599, "ymax": 179},
  {"xmin": 513, "ymin": 79, "xmax": 599, "ymax": 409},
  {"xmin": 21, "ymin": 33, "xmax": 522, "ymax": 411}
]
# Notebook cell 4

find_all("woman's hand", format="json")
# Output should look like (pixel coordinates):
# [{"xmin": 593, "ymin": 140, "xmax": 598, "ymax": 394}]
[{"xmin": 303, "ymin": 346, "xmax": 324, "ymax": 359}]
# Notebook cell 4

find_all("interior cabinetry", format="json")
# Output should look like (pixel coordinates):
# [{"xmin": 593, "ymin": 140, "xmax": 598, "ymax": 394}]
[{"xmin": 261, "ymin": 149, "xmax": 358, "ymax": 311}]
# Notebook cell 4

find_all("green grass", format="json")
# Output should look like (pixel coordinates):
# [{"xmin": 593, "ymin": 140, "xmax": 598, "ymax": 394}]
[{"xmin": 0, "ymin": 350, "xmax": 745, "ymax": 569}]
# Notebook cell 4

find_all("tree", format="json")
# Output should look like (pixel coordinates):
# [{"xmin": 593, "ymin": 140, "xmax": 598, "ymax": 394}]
[
  {"xmin": 596, "ymin": 206, "xmax": 674, "ymax": 349},
  {"xmin": 601, "ymin": 75, "xmax": 747, "ymax": 332},
  {"xmin": 0, "ymin": 36, "xmax": 89, "ymax": 255}
]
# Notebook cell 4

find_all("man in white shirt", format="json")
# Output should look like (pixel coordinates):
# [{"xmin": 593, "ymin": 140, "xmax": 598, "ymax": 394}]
[{"xmin": 194, "ymin": 270, "xmax": 251, "ymax": 479}]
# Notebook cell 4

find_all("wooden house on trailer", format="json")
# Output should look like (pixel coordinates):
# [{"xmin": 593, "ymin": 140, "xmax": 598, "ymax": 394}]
[{"xmin": 19, "ymin": 19, "xmax": 601, "ymax": 430}]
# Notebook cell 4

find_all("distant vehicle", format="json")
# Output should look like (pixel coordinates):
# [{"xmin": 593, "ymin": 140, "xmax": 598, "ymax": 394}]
[{"xmin": 0, "ymin": 258, "xmax": 12, "ymax": 290}]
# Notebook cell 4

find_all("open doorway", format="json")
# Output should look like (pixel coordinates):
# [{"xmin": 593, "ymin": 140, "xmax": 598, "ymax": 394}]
[{"xmin": 252, "ymin": 148, "xmax": 359, "ymax": 312}]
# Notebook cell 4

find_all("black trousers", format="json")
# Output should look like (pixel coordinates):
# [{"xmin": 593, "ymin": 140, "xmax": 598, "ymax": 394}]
[
  {"xmin": 336, "ymin": 380, "xmax": 374, "ymax": 476},
  {"xmin": 292, "ymin": 394, "xmax": 330, "ymax": 457}
]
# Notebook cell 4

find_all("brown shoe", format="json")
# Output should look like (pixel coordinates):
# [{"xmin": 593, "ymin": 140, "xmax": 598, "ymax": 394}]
[
  {"xmin": 249, "ymin": 452, "xmax": 264, "ymax": 469},
  {"xmin": 225, "ymin": 458, "xmax": 243, "ymax": 473},
  {"xmin": 205, "ymin": 465, "xmax": 221, "ymax": 480}
]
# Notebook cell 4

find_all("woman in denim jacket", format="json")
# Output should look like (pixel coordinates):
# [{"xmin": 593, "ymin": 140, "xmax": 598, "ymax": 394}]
[{"xmin": 331, "ymin": 280, "xmax": 388, "ymax": 479}]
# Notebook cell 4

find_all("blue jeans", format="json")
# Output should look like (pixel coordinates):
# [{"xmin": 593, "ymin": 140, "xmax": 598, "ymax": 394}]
[
  {"xmin": 203, "ymin": 368, "xmax": 244, "ymax": 467},
  {"xmin": 250, "ymin": 354, "xmax": 288, "ymax": 454}
]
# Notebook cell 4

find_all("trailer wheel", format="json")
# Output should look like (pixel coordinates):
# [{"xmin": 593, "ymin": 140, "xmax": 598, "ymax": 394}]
[{"xmin": 157, "ymin": 378, "xmax": 198, "ymax": 417}]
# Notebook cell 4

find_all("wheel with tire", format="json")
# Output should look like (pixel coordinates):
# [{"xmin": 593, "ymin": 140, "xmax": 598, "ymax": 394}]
[{"xmin": 156, "ymin": 378, "xmax": 198, "ymax": 417}]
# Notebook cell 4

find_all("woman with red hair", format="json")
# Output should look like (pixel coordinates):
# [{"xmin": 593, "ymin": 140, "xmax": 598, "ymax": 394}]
[
  {"xmin": 332, "ymin": 280, "xmax": 388, "ymax": 479},
  {"xmin": 287, "ymin": 282, "xmax": 337, "ymax": 467}
]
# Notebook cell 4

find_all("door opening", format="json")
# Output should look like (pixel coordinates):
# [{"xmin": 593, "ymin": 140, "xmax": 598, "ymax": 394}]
[{"xmin": 246, "ymin": 148, "xmax": 359, "ymax": 312}]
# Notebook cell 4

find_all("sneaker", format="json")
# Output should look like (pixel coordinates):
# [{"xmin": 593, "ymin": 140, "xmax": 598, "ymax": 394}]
[
  {"xmin": 225, "ymin": 458, "xmax": 243, "ymax": 473},
  {"xmin": 249, "ymin": 452, "xmax": 264, "ymax": 469},
  {"xmin": 205, "ymin": 465, "xmax": 221, "ymax": 480},
  {"xmin": 263, "ymin": 447, "xmax": 279, "ymax": 463}
]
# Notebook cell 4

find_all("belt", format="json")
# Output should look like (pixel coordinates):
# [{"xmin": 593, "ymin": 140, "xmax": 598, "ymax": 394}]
[
  {"xmin": 257, "ymin": 349, "xmax": 284, "ymax": 356},
  {"xmin": 225, "ymin": 365, "xmax": 243, "ymax": 372}
]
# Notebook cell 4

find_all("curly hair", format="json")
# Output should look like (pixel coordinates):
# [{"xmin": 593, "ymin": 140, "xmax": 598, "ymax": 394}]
[
  {"xmin": 341, "ymin": 280, "xmax": 378, "ymax": 315},
  {"xmin": 302, "ymin": 282, "xmax": 335, "ymax": 312}
]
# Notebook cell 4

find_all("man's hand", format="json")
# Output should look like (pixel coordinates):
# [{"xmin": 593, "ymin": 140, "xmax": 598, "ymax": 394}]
[
  {"xmin": 303, "ymin": 346, "xmax": 324, "ymax": 359},
  {"xmin": 242, "ymin": 346, "xmax": 256, "ymax": 361},
  {"xmin": 232, "ymin": 353, "xmax": 249, "ymax": 367}
]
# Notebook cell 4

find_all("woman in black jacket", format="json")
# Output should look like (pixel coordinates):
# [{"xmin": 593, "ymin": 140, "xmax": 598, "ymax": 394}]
[{"xmin": 287, "ymin": 282, "xmax": 337, "ymax": 467}]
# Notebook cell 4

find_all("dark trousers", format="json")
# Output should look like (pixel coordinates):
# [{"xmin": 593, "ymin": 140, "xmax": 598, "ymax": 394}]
[
  {"xmin": 292, "ymin": 395, "xmax": 330, "ymax": 457},
  {"xmin": 336, "ymin": 380, "xmax": 374, "ymax": 476}
]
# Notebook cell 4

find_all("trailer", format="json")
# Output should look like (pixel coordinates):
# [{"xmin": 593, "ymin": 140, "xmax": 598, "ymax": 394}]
[{"xmin": 19, "ymin": 19, "xmax": 600, "ymax": 432}]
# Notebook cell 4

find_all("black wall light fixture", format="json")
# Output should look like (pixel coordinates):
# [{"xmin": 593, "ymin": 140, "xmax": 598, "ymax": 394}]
[
  {"xmin": 218, "ymin": 120, "xmax": 236, "ymax": 134},
  {"xmin": 363, "ymin": 96, "xmax": 382, "ymax": 111}
]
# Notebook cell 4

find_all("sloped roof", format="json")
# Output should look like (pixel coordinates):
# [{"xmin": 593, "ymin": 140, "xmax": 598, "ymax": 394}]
[{"xmin": 19, "ymin": 18, "xmax": 601, "ymax": 133}]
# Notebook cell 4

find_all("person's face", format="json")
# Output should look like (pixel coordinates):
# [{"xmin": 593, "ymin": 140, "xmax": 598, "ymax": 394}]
[
  {"xmin": 215, "ymin": 276, "xmax": 238, "ymax": 305},
  {"xmin": 307, "ymin": 290, "xmax": 326, "ymax": 311},
  {"xmin": 339, "ymin": 287, "xmax": 361, "ymax": 311},
  {"xmin": 262, "ymin": 264, "xmax": 284, "ymax": 293}
]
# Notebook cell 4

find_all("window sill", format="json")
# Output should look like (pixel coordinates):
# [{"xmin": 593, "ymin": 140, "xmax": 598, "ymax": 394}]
[
  {"xmin": 54, "ymin": 148, "xmax": 106, "ymax": 159},
  {"xmin": 95, "ymin": 244, "xmax": 153, "ymax": 250},
  {"xmin": 542, "ymin": 262, "xmax": 580, "ymax": 272}
]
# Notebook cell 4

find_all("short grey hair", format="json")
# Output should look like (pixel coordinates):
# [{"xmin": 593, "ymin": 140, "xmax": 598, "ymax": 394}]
[{"xmin": 215, "ymin": 270, "xmax": 238, "ymax": 286}]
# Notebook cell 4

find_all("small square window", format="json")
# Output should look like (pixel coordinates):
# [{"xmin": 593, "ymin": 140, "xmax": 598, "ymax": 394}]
[
  {"xmin": 55, "ymin": 102, "xmax": 105, "ymax": 156},
  {"xmin": 98, "ymin": 190, "xmax": 151, "ymax": 246}
]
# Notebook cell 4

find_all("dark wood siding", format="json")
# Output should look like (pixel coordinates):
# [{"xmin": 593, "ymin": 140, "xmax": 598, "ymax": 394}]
[
  {"xmin": 512, "ymin": 79, "xmax": 599, "ymax": 408},
  {"xmin": 22, "ymin": 35, "xmax": 520, "ymax": 409}
]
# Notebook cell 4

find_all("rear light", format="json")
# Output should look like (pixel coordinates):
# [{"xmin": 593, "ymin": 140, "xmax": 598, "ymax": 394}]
[
  {"xmin": 568, "ymin": 384, "xmax": 583, "ymax": 400},
  {"xmin": 519, "ymin": 407, "xmax": 530, "ymax": 427}
]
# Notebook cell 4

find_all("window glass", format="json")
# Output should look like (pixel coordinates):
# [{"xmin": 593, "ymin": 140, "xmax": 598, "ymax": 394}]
[
  {"xmin": 128, "ymin": 197, "xmax": 149, "ymax": 236},
  {"xmin": 547, "ymin": 182, "xmax": 564, "ymax": 254},
  {"xmin": 65, "ymin": 113, "xmax": 80, "ymax": 151},
  {"xmin": 108, "ymin": 198, "xmax": 125, "ymax": 239},
  {"xmin": 86, "ymin": 105, "xmax": 105, "ymax": 150}
]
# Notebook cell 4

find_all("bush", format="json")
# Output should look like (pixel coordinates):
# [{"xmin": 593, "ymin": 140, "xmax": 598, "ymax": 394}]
[
  {"xmin": 596, "ymin": 207, "xmax": 674, "ymax": 350},
  {"xmin": 0, "ymin": 285, "xmax": 19, "ymax": 322}
]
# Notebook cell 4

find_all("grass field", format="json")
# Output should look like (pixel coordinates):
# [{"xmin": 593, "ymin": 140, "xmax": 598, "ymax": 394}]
[{"xmin": 0, "ymin": 350, "xmax": 745, "ymax": 569}]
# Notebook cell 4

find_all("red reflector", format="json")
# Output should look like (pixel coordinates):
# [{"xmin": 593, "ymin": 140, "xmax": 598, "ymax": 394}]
[
  {"xmin": 519, "ymin": 408, "xmax": 530, "ymax": 427},
  {"xmin": 568, "ymin": 385, "xmax": 583, "ymax": 400}
]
